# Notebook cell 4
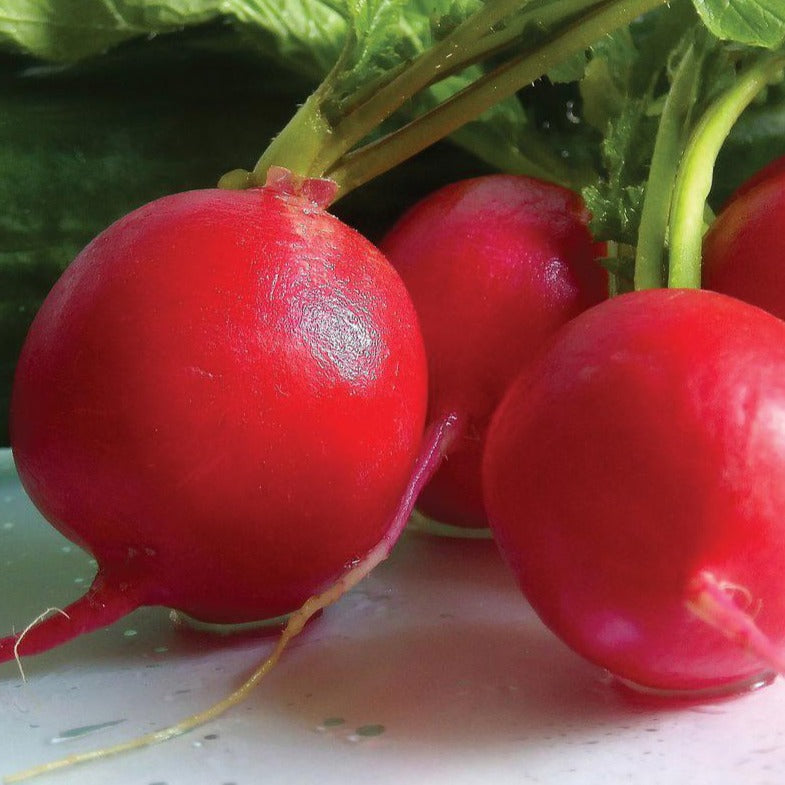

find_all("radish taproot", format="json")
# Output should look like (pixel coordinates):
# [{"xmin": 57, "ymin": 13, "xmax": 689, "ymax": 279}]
[
  {"xmin": 380, "ymin": 174, "xmax": 607, "ymax": 529},
  {"xmin": 483, "ymin": 288, "xmax": 785, "ymax": 696},
  {"xmin": 2, "ymin": 174, "xmax": 429, "ymax": 662}
]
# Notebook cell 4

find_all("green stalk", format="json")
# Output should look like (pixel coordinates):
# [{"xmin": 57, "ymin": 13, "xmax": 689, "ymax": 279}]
[
  {"xmin": 327, "ymin": 0, "xmax": 667, "ymax": 196},
  {"xmin": 634, "ymin": 41, "xmax": 699, "ymax": 290},
  {"xmin": 251, "ymin": 0, "xmax": 531, "ymax": 185},
  {"xmin": 668, "ymin": 53, "xmax": 785, "ymax": 289},
  {"xmin": 456, "ymin": 0, "xmax": 608, "ymax": 68},
  {"xmin": 335, "ymin": 0, "xmax": 599, "ymax": 125}
]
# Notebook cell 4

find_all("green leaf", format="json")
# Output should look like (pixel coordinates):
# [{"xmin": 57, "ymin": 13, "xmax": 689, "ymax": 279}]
[
  {"xmin": 225, "ymin": 0, "xmax": 348, "ymax": 78},
  {"xmin": 692, "ymin": 0, "xmax": 785, "ymax": 48},
  {"xmin": 0, "ymin": 0, "xmax": 224, "ymax": 61}
]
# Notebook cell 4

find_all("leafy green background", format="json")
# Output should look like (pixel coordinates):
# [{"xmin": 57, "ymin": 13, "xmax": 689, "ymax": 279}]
[{"xmin": 0, "ymin": 23, "xmax": 494, "ymax": 446}]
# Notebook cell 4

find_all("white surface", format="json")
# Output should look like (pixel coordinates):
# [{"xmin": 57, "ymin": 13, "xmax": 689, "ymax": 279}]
[{"xmin": 2, "ymin": 447, "xmax": 785, "ymax": 784}]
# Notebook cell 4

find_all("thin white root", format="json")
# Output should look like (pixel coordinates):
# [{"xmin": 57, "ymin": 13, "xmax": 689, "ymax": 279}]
[
  {"xmin": 4, "ymin": 413, "xmax": 460, "ymax": 783},
  {"xmin": 3, "ymin": 550, "xmax": 389, "ymax": 783},
  {"xmin": 13, "ymin": 608, "xmax": 70, "ymax": 684},
  {"xmin": 685, "ymin": 570, "xmax": 785, "ymax": 675}
]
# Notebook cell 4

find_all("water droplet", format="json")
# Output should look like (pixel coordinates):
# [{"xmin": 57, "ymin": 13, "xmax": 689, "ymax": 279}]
[
  {"xmin": 192, "ymin": 741, "xmax": 203, "ymax": 748},
  {"xmin": 347, "ymin": 723, "xmax": 386, "ymax": 741},
  {"xmin": 316, "ymin": 716, "xmax": 345, "ymax": 732},
  {"xmin": 61, "ymin": 546, "xmax": 72, "ymax": 554},
  {"xmin": 2, "ymin": 521, "xmax": 14, "ymax": 530},
  {"xmin": 50, "ymin": 719, "xmax": 126, "ymax": 743},
  {"xmin": 123, "ymin": 629, "xmax": 137, "ymax": 638},
  {"xmin": 74, "ymin": 577, "xmax": 85, "ymax": 584},
  {"xmin": 154, "ymin": 646, "xmax": 169, "ymax": 654}
]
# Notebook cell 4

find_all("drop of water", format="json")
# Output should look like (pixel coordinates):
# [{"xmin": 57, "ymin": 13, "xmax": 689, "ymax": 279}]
[
  {"xmin": 355, "ymin": 724, "xmax": 385, "ymax": 738},
  {"xmin": 2, "ymin": 521, "xmax": 14, "ymax": 530},
  {"xmin": 316, "ymin": 716, "xmax": 346, "ymax": 732},
  {"xmin": 49, "ymin": 719, "xmax": 126, "ymax": 743},
  {"xmin": 123, "ymin": 629, "xmax": 138, "ymax": 638}
]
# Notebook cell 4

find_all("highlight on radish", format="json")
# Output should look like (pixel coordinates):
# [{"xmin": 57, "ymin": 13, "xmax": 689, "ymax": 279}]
[{"xmin": 381, "ymin": 174, "xmax": 607, "ymax": 530}]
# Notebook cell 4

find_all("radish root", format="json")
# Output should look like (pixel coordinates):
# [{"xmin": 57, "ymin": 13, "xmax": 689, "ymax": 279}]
[
  {"xmin": 13, "ymin": 608, "xmax": 70, "ymax": 683},
  {"xmin": 4, "ymin": 413, "xmax": 459, "ymax": 783},
  {"xmin": 685, "ymin": 570, "xmax": 785, "ymax": 675}
]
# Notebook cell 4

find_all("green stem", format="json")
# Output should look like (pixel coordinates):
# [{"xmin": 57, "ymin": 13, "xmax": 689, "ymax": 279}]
[
  {"xmin": 457, "ymin": 0, "xmax": 607, "ymax": 68},
  {"xmin": 250, "ymin": 0, "xmax": 530, "ymax": 186},
  {"xmin": 337, "ymin": 0, "xmax": 600, "ymax": 126},
  {"xmin": 316, "ymin": 0, "xmax": 531, "ymax": 170},
  {"xmin": 668, "ymin": 53, "xmax": 785, "ymax": 289},
  {"xmin": 249, "ymin": 39, "xmax": 354, "ymax": 185},
  {"xmin": 634, "ymin": 41, "xmax": 698, "ymax": 290},
  {"xmin": 327, "ymin": 0, "xmax": 667, "ymax": 196}
]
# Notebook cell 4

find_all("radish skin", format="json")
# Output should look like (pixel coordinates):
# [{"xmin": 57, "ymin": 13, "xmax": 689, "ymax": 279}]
[
  {"xmin": 483, "ymin": 288, "xmax": 785, "ymax": 695},
  {"xmin": 381, "ymin": 174, "xmax": 607, "ymax": 529},
  {"xmin": 703, "ymin": 154, "xmax": 785, "ymax": 320}
]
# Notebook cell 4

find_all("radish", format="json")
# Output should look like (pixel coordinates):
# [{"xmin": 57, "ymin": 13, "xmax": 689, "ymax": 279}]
[
  {"xmin": 2, "ymin": 2, "xmax": 672, "ymax": 776},
  {"xmin": 380, "ymin": 174, "xmax": 607, "ymax": 529},
  {"xmin": 483, "ymin": 288, "xmax": 785, "ymax": 696},
  {"xmin": 2, "ymin": 173, "xmax": 429, "ymax": 662},
  {"xmin": 702, "ymin": 154, "xmax": 785, "ymax": 320}
]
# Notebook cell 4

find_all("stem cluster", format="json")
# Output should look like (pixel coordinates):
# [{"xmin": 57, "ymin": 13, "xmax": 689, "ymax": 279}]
[{"xmin": 226, "ymin": 0, "xmax": 666, "ymax": 203}]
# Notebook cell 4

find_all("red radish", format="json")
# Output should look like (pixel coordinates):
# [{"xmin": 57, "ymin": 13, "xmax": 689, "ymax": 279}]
[
  {"xmin": 718, "ymin": 154, "xmax": 785, "ymax": 209},
  {"xmin": 2, "ymin": 173, "xmax": 428, "ymax": 662},
  {"xmin": 380, "ymin": 174, "xmax": 607, "ymax": 529},
  {"xmin": 483, "ymin": 288, "xmax": 785, "ymax": 696},
  {"xmin": 703, "ymin": 155, "xmax": 785, "ymax": 320}
]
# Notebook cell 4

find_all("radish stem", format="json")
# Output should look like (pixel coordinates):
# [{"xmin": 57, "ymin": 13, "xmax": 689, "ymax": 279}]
[
  {"xmin": 634, "ymin": 40, "xmax": 698, "ymax": 290},
  {"xmin": 237, "ymin": 0, "xmax": 667, "ymax": 199},
  {"xmin": 327, "ymin": 0, "xmax": 667, "ymax": 196}
]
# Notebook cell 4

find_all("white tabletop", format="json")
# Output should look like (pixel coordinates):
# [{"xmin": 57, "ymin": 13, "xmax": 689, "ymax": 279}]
[{"xmin": 1, "ymin": 448, "xmax": 784, "ymax": 785}]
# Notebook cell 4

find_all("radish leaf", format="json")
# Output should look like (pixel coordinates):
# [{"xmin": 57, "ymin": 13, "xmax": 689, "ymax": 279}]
[{"xmin": 692, "ymin": 0, "xmax": 785, "ymax": 48}]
